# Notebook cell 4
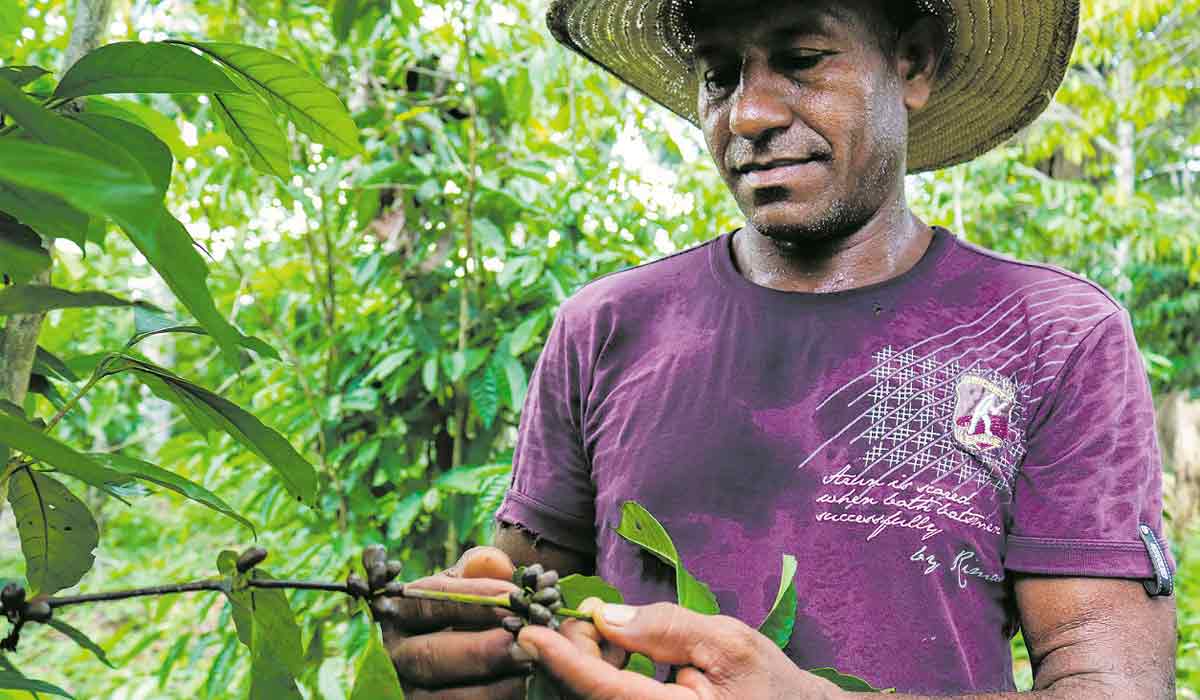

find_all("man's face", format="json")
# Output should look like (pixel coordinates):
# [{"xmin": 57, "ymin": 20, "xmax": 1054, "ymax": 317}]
[{"xmin": 692, "ymin": 0, "xmax": 924, "ymax": 243}]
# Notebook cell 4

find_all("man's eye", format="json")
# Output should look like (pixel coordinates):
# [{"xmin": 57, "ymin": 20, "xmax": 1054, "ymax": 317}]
[
  {"xmin": 781, "ymin": 51, "xmax": 828, "ymax": 72},
  {"xmin": 702, "ymin": 67, "xmax": 737, "ymax": 93}
]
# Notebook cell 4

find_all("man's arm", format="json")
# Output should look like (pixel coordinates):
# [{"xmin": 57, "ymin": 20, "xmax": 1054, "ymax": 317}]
[
  {"xmin": 516, "ymin": 575, "xmax": 1176, "ymax": 699},
  {"xmin": 494, "ymin": 520, "xmax": 595, "ymax": 577},
  {"xmin": 886, "ymin": 576, "xmax": 1176, "ymax": 699}
]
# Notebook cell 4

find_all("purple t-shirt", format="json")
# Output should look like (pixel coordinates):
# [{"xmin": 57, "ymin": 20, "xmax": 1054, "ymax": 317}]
[{"xmin": 496, "ymin": 227, "xmax": 1172, "ymax": 694}]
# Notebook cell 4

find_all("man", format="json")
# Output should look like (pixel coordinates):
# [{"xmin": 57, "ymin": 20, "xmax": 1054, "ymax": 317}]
[{"xmin": 375, "ymin": 0, "xmax": 1178, "ymax": 696}]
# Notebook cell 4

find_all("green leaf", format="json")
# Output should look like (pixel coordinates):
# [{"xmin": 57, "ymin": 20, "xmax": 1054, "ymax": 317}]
[
  {"xmin": 0, "ymin": 80, "xmax": 242, "ymax": 364},
  {"xmin": 0, "ymin": 76, "xmax": 148, "ymax": 176},
  {"xmin": 349, "ymin": 605, "xmax": 404, "ymax": 700},
  {"xmin": 0, "ymin": 285, "xmax": 144, "ymax": 315},
  {"xmin": 7, "ymin": 468, "xmax": 100, "ymax": 596},
  {"xmin": 175, "ymin": 41, "xmax": 362, "ymax": 157},
  {"xmin": 0, "ymin": 671, "xmax": 74, "ymax": 698},
  {"xmin": 249, "ymin": 613, "xmax": 305, "ymax": 700},
  {"xmin": 0, "ymin": 65, "xmax": 50, "ymax": 88},
  {"xmin": 0, "ymin": 413, "xmax": 130, "ymax": 492},
  {"xmin": 494, "ymin": 353, "xmax": 527, "ymax": 411},
  {"xmin": 0, "ymin": 140, "xmax": 157, "ymax": 225},
  {"xmin": 616, "ymin": 501, "xmax": 719, "ymax": 615},
  {"xmin": 73, "ymin": 113, "xmax": 173, "ymax": 195},
  {"xmin": 625, "ymin": 653, "xmax": 656, "ymax": 677},
  {"xmin": 52, "ymin": 41, "xmax": 244, "ymax": 100},
  {"xmin": 0, "ymin": 182, "xmax": 90, "ymax": 247},
  {"xmin": 32, "ymin": 344, "xmax": 79, "ymax": 383},
  {"xmin": 0, "ymin": 0, "xmax": 22, "ymax": 53},
  {"xmin": 47, "ymin": 618, "xmax": 115, "ymax": 668},
  {"xmin": 105, "ymin": 356, "xmax": 319, "ymax": 506},
  {"xmin": 211, "ymin": 90, "xmax": 291, "ymax": 179},
  {"xmin": 806, "ymin": 668, "xmax": 889, "ymax": 692},
  {"xmin": 468, "ymin": 364, "xmax": 500, "ymax": 428},
  {"xmin": 434, "ymin": 463, "xmax": 510, "ymax": 495},
  {"xmin": 757, "ymin": 554, "xmax": 798, "ymax": 649},
  {"xmin": 86, "ymin": 96, "xmax": 189, "ymax": 160},
  {"xmin": 331, "ymin": 0, "xmax": 361, "ymax": 42},
  {"xmin": 387, "ymin": 491, "xmax": 423, "ymax": 539},
  {"xmin": 0, "ymin": 216, "xmax": 50, "ymax": 285},
  {"xmin": 421, "ymin": 356, "xmax": 438, "ymax": 393},
  {"xmin": 509, "ymin": 311, "xmax": 547, "ymax": 357},
  {"xmin": 558, "ymin": 574, "xmax": 623, "ymax": 608},
  {"xmin": 615, "ymin": 501, "xmax": 679, "ymax": 564},
  {"xmin": 90, "ymin": 452, "xmax": 256, "ymax": 534},
  {"xmin": 526, "ymin": 668, "xmax": 563, "ymax": 700},
  {"xmin": 365, "ymin": 349, "xmax": 414, "ymax": 383},
  {"xmin": 215, "ymin": 553, "xmax": 305, "ymax": 699},
  {"xmin": 127, "ymin": 307, "xmax": 280, "ymax": 360}
]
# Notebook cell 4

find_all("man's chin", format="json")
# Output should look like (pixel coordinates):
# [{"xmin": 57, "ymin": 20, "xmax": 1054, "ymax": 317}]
[{"xmin": 744, "ymin": 200, "xmax": 849, "ymax": 244}]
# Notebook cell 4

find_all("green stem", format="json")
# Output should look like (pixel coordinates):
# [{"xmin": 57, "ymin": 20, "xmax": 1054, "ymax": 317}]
[
  {"xmin": 38, "ymin": 579, "xmax": 593, "ymax": 621},
  {"xmin": 43, "ymin": 370, "xmax": 102, "ymax": 433},
  {"xmin": 397, "ymin": 587, "xmax": 591, "ymax": 621}
]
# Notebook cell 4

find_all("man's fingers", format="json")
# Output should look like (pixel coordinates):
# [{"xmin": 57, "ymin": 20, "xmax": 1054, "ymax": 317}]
[
  {"xmin": 389, "ymin": 628, "xmax": 532, "ymax": 687},
  {"xmin": 405, "ymin": 676, "xmax": 526, "ymax": 700},
  {"xmin": 517, "ymin": 625, "xmax": 696, "ymax": 700},
  {"xmin": 591, "ymin": 603, "xmax": 761, "ymax": 674},
  {"xmin": 458, "ymin": 546, "xmax": 515, "ymax": 580},
  {"xmin": 383, "ymin": 575, "xmax": 518, "ymax": 633}
]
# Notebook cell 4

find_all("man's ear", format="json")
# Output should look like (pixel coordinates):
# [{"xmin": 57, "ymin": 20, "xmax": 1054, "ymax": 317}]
[{"xmin": 896, "ymin": 16, "xmax": 946, "ymax": 112}]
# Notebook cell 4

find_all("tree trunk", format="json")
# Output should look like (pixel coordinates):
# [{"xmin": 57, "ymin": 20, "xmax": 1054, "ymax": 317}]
[
  {"xmin": 1113, "ymin": 58, "xmax": 1136, "ymax": 204},
  {"xmin": 0, "ymin": 0, "xmax": 113, "ymax": 407}
]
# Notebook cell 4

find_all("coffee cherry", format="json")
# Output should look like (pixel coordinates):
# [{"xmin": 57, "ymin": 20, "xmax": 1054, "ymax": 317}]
[
  {"xmin": 362, "ymin": 544, "xmax": 387, "ymax": 569},
  {"xmin": 236, "ymin": 547, "xmax": 268, "ymax": 574},
  {"xmin": 521, "ymin": 564, "xmax": 544, "ymax": 590},
  {"xmin": 508, "ymin": 591, "xmax": 530, "ymax": 614},
  {"xmin": 1, "ymin": 583, "xmax": 25, "ymax": 611},
  {"xmin": 532, "ymin": 588, "xmax": 560, "ymax": 606},
  {"xmin": 528, "ymin": 603, "xmax": 553, "ymax": 626},
  {"xmin": 382, "ymin": 581, "xmax": 405, "ymax": 597},
  {"xmin": 535, "ymin": 571, "xmax": 559, "ymax": 590},
  {"xmin": 346, "ymin": 574, "xmax": 370, "ymax": 598},
  {"xmin": 501, "ymin": 616, "xmax": 525, "ymax": 635},
  {"xmin": 24, "ymin": 600, "xmax": 51, "ymax": 623},
  {"xmin": 385, "ymin": 560, "xmax": 403, "ymax": 582},
  {"xmin": 547, "ymin": 600, "xmax": 563, "ymax": 613}
]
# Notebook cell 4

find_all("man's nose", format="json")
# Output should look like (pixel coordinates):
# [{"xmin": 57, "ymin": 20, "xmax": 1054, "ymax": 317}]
[{"xmin": 728, "ymin": 59, "xmax": 792, "ymax": 140}]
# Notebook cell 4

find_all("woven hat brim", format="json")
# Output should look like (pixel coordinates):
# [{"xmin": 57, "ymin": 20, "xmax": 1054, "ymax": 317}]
[{"xmin": 547, "ymin": 0, "xmax": 1080, "ymax": 173}]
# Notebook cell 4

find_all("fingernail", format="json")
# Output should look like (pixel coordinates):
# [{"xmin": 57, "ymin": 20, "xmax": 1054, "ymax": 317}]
[
  {"xmin": 513, "ymin": 639, "xmax": 540, "ymax": 663},
  {"xmin": 599, "ymin": 604, "xmax": 636, "ymax": 626}
]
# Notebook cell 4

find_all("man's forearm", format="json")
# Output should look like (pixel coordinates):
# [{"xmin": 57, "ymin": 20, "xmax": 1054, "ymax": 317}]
[{"xmin": 878, "ymin": 674, "xmax": 1171, "ymax": 700}]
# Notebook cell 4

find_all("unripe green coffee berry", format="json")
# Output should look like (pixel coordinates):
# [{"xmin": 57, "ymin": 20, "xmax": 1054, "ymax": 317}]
[
  {"xmin": 528, "ymin": 603, "xmax": 553, "ymax": 626},
  {"xmin": 385, "ymin": 560, "xmax": 403, "ymax": 582},
  {"xmin": 532, "ymin": 588, "xmax": 561, "ymax": 606},
  {"xmin": 236, "ymin": 547, "xmax": 268, "ymax": 574},
  {"xmin": 346, "ymin": 574, "xmax": 370, "ymax": 598},
  {"xmin": 535, "ymin": 571, "xmax": 559, "ymax": 590},
  {"xmin": 383, "ymin": 581, "xmax": 405, "ymax": 597},
  {"xmin": 1, "ymin": 583, "xmax": 25, "ymax": 610},
  {"xmin": 501, "ymin": 616, "xmax": 525, "ymax": 635},
  {"xmin": 508, "ymin": 591, "xmax": 530, "ymax": 613},
  {"xmin": 24, "ymin": 600, "xmax": 51, "ymax": 623},
  {"xmin": 362, "ymin": 544, "xmax": 387, "ymax": 569},
  {"xmin": 522, "ymin": 564, "xmax": 544, "ymax": 590}
]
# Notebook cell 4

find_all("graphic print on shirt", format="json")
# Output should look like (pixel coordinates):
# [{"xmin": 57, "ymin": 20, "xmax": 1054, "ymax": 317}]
[{"xmin": 801, "ymin": 277, "xmax": 1118, "ymax": 589}]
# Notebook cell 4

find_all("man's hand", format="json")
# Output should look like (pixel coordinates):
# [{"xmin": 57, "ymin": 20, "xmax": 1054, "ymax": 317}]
[
  {"xmin": 370, "ymin": 546, "xmax": 531, "ymax": 699},
  {"xmin": 517, "ymin": 600, "xmax": 846, "ymax": 700}
]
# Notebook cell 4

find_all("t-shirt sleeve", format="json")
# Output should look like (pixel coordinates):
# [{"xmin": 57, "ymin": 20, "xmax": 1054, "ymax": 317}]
[
  {"xmin": 1005, "ymin": 309, "xmax": 1175, "ymax": 579},
  {"xmin": 495, "ymin": 305, "xmax": 597, "ymax": 554}
]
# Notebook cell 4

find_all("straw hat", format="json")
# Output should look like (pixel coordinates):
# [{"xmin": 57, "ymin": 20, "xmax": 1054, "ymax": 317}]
[{"xmin": 546, "ymin": 0, "xmax": 1080, "ymax": 173}]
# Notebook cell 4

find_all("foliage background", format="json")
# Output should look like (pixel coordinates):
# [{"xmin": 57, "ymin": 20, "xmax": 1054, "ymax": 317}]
[{"xmin": 1, "ymin": 0, "xmax": 1197, "ymax": 697}]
